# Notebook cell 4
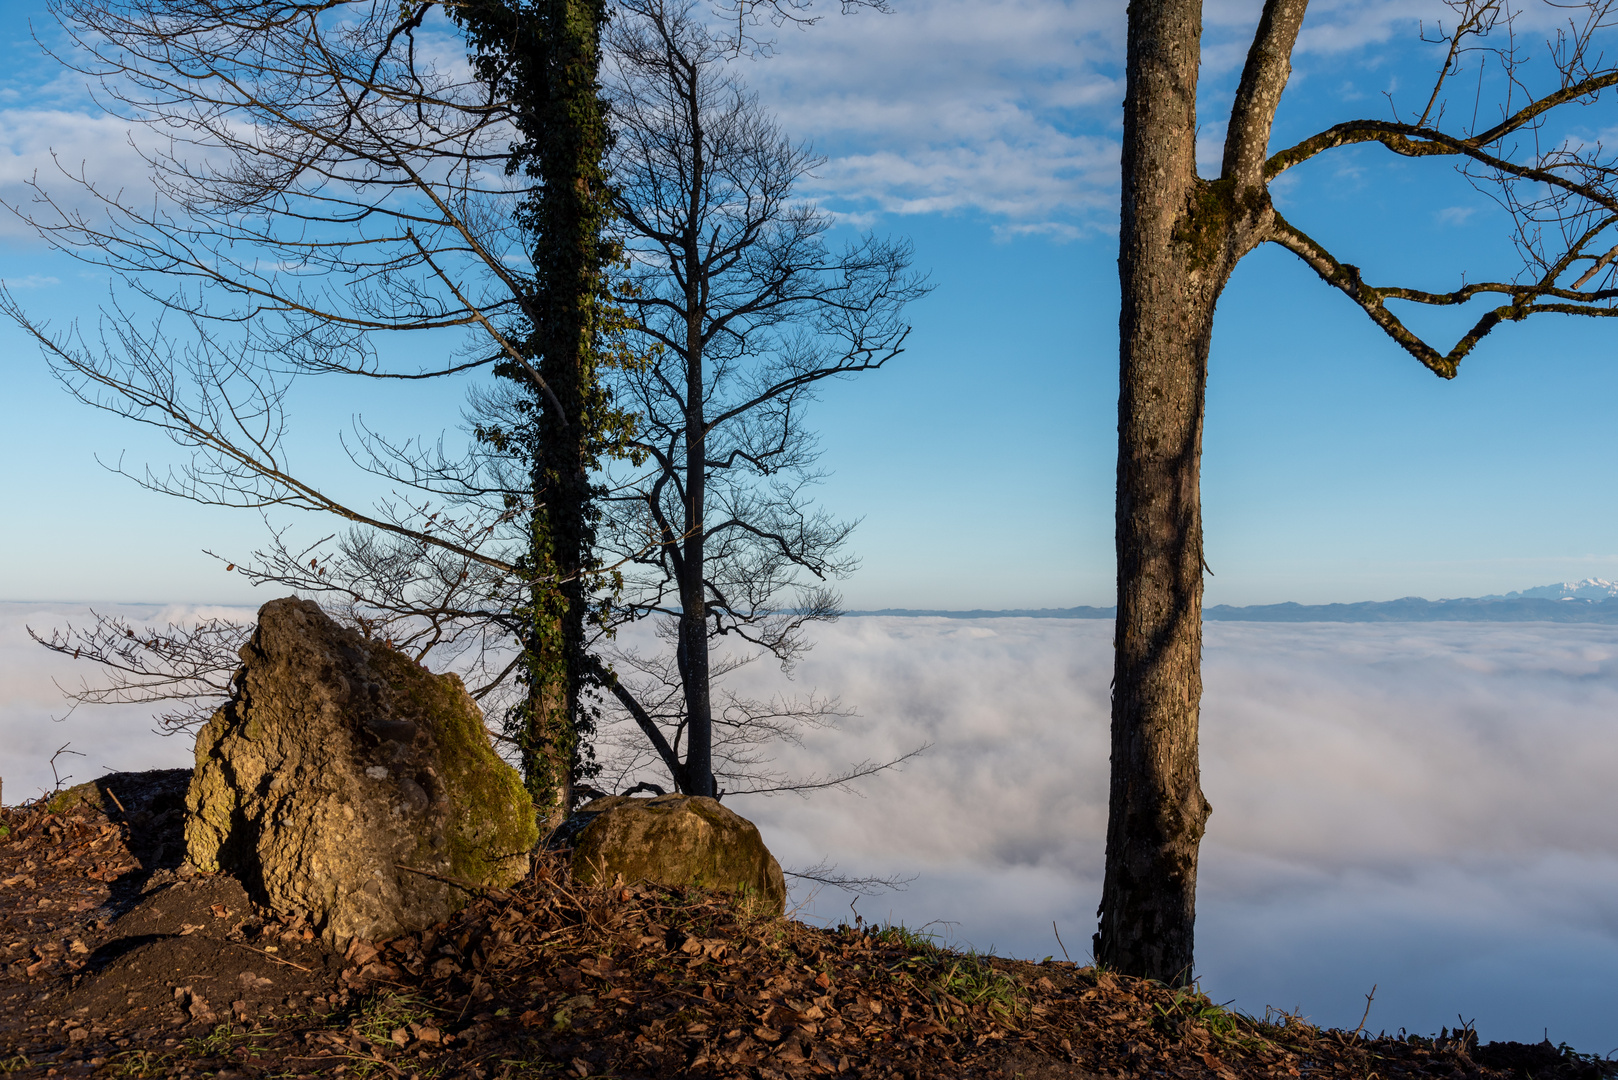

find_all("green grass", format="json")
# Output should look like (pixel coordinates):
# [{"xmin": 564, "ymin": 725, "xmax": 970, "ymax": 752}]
[
  {"xmin": 930, "ymin": 952, "xmax": 1023, "ymax": 1016},
  {"xmin": 1153, "ymin": 987, "xmax": 1241, "ymax": 1037},
  {"xmin": 315, "ymin": 991, "xmax": 452, "ymax": 1076},
  {"xmin": 858, "ymin": 921, "xmax": 1024, "ymax": 1019},
  {"xmin": 0, "ymin": 1053, "xmax": 33, "ymax": 1076},
  {"xmin": 1145, "ymin": 984, "xmax": 1301, "ymax": 1055},
  {"xmin": 181, "ymin": 1021, "xmax": 277, "ymax": 1060},
  {"xmin": 870, "ymin": 922, "xmax": 935, "ymax": 951},
  {"xmin": 106, "ymin": 1049, "xmax": 173, "ymax": 1078},
  {"xmin": 346, "ymin": 991, "xmax": 441, "ymax": 1045}
]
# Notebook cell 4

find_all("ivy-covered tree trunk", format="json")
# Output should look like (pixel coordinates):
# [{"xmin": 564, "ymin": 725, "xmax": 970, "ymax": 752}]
[
  {"xmin": 458, "ymin": 0, "xmax": 613, "ymax": 832},
  {"xmin": 522, "ymin": 0, "xmax": 612, "ymax": 831},
  {"xmin": 524, "ymin": 0, "xmax": 611, "ymax": 835}
]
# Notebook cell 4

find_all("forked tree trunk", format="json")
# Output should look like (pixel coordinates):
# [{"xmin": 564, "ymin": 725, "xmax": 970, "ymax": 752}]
[
  {"xmin": 1097, "ymin": 0, "xmax": 1221, "ymax": 984},
  {"xmin": 1097, "ymin": 0, "xmax": 1306, "ymax": 983}
]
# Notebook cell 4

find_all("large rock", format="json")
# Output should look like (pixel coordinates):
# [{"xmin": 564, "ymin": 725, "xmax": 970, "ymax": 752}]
[
  {"xmin": 185, "ymin": 597, "xmax": 538, "ymax": 946},
  {"xmin": 569, "ymin": 794, "xmax": 786, "ymax": 914}
]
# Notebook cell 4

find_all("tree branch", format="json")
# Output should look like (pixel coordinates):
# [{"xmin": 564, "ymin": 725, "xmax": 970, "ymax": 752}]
[{"xmin": 1222, "ymin": 0, "xmax": 1310, "ymax": 188}]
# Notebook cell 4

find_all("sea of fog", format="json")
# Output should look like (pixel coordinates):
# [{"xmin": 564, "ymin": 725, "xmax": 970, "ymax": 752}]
[{"xmin": 2, "ymin": 602, "xmax": 1615, "ymax": 1052}]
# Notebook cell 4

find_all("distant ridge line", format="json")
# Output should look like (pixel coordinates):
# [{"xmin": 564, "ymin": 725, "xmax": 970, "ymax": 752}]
[{"xmin": 846, "ymin": 597, "xmax": 1618, "ymax": 623}]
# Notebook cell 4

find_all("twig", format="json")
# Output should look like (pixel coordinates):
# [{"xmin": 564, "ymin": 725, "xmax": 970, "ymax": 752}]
[
  {"xmin": 47, "ymin": 743, "xmax": 85, "ymax": 796},
  {"xmin": 104, "ymin": 787, "xmax": 127, "ymax": 815},
  {"xmin": 1351, "ymin": 984, "xmax": 1377, "ymax": 1041},
  {"xmin": 458, "ymin": 974, "xmax": 483, "ymax": 1022},
  {"xmin": 1052, "ymin": 921, "xmax": 1071, "ymax": 963},
  {"xmin": 233, "ymin": 941, "xmax": 314, "ymax": 973},
  {"xmin": 395, "ymin": 862, "xmax": 491, "ymax": 896}
]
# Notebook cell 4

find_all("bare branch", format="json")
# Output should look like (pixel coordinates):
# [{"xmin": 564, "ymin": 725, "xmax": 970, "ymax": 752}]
[
  {"xmin": 783, "ymin": 858, "xmax": 915, "ymax": 897},
  {"xmin": 1221, "ymin": 0, "xmax": 1309, "ymax": 187},
  {"xmin": 30, "ymin": 612, "xmax": 248, "ymax": 734}
]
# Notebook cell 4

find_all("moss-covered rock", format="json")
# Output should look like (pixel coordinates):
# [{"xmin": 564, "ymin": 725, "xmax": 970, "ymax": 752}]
[
  {"xmin": 569, "ymin": 795, "xmax": 786, "ymax": 915},
  {"xmin": 185, "ymin": 597, "xmax": 537, "ymax": 947},
  {"xmin": 44, "ymin": 782, "xmax": 101, "ymax": 816}
]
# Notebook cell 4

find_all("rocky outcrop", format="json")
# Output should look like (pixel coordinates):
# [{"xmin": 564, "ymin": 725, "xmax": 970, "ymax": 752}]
[
  {"xmin": 569, "ymin": 794, "xmax": 786, "ymax": 914},
  {"xmin": 185, "ymin": 597, "xmax": 537, "ymax": 946}
]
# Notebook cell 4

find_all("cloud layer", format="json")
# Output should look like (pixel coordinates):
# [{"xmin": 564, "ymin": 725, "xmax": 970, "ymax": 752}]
[{"xmin": 0, "ymin": 602, "xmax": 253, "ymax": 801}]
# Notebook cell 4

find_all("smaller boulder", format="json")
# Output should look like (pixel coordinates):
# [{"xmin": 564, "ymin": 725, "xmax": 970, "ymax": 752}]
[{"xmin": 569, "ymin": 795, "xmax": 786, "ymax": 914}]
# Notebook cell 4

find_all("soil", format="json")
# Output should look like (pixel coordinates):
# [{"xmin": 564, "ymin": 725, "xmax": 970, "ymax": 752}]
[{"xmin": 1, "ymin": 771, "xmax": 1613, "ymax": 1080}]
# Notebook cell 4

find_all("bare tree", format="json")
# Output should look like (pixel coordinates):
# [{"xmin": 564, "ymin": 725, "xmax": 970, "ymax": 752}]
[
  {"xmin": 1105, "ymin": 0, "xmax": 1618, "ymax": 982},
  {"xmin": 2, "ymin": 0, "xmax": 631, "ymax": 819},
  {"xmin": 592, "ymin": 0, "xmax": 929, "ymax": 799}
]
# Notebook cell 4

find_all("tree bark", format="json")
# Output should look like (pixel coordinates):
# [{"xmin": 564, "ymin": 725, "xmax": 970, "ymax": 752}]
[
  {"xmin": 670, "ymin": 48, "xmax": 717, "ymax": 801},
  {"xmin": 1098, "ymin": 0, "xmax": 1306, "ymax": 983},
  {"xmin": 1097, "ymin": 0, "xmax": 1217, "ymax": 984},
  {"xmin": 680, "ymin": 222, "xmax": 716, "ymax": 801}
]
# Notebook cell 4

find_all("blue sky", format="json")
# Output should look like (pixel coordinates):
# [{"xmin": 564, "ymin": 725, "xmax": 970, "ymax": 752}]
[{"xmin": 5, "ymin": 0, "xmax": 1618, "ymax": 608}]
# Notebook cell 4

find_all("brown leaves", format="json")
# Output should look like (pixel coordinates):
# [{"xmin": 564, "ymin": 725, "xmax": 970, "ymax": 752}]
[
  {"xmin": 678, "ymin": 934, "xmax": 728, "ymax": 960},
  {"xmin": 0, "ymin": 794, "xmax": 1568, "ymax": 1080}
]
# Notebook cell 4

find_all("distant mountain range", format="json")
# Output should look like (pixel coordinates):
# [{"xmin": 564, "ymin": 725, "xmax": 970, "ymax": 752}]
[
  {"xmin": 1481, "ymin": 578, "xmax": 1618, "ymax": 601},
  {"xmin": 848, "ymin": 578, "xmax": 1618, "ymax": 623}
]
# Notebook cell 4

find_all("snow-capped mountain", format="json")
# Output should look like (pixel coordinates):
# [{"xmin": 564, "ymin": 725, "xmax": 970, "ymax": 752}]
[{"xmin": 1483, "ymin": 578, "xmax": 1618, "ymax": 601}]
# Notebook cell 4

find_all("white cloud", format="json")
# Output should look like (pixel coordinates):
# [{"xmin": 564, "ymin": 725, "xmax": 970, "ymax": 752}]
[
  {"xmin": 0, "ymin": 0, "xmax": 1489, "ymax": 241},
  {"xmin": 0, "ymin": 108, "xmax": 147, "ymax": 241},
  {"xmin": 741, "ymin": 0, "xmax": 1125, "ymax": 232},
  {"xmin": 0, "ymin": 602, "xmax": 252, "ymax": 802}
]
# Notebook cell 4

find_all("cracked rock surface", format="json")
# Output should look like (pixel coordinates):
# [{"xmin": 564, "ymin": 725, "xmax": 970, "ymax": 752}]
[{"xmin": 186, "ymin": 596, "xmax": 537, "ymax": 946}]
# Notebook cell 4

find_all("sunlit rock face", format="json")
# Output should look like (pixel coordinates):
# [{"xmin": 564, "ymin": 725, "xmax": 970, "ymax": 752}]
[
  {"xmin": 569, "ymin": 794, "xmax": 786, "ymax": 915},
  {"xmin": 185, "ymin": 597, "xmax": 537, "ymax": 946}
]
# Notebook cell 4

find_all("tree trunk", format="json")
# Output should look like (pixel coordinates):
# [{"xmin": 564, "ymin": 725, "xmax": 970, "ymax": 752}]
[
  {"xmin": 680, "ymin": 303, "xmax": 716, "ymax": 799},
  {"xmin": 1096, "ymin": 0, "xmax": 1307, "ymax": 981},
  {"xmin": 521, "ymin": 0, "xmax": 611, "ymax": 832},
  {"xmin": 673, "ymin": 71, "xmax": 716, "ymax": 800},
  {"xmin": 1096, "ymin": 0, "xmax": 1222, "ymax": 984}
]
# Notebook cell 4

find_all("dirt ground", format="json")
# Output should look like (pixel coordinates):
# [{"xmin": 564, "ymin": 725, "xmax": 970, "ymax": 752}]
[{"xmin": 1, "ymin": 771, "xmax": 1612, "ymax": 1080}]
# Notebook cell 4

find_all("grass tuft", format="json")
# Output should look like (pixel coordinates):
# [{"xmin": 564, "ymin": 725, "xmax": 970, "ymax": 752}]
[{"xmin": 106, "ymin": 1049, "xmax": 172, "ymax": 1078}]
